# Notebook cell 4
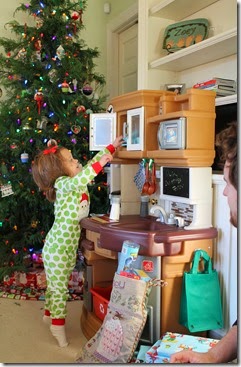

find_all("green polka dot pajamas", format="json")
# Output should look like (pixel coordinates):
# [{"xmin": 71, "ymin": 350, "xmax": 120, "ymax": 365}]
[{"xmin": 42, "ymin": 145, "xmax": 114, "ymax": 319}]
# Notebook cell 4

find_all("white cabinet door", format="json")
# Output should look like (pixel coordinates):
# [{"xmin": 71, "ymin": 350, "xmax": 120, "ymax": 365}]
[
  {"xmin": 89, "ymin": 113, "xmax": 116, "ymax": 151},
  {"xmin": 124, "ymin": 107, "xmax": 144, "ymax": 151}
]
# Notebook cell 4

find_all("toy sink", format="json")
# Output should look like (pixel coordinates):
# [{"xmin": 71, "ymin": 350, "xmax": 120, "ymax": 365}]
[{"xmin": 98, "ymin": 215, "xmax": 217, "ymax": 257}]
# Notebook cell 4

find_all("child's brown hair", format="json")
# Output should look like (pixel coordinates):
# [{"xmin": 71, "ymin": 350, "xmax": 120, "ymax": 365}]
[{"xmin": 31, "ymin": 140, "xmax": 70, "ymax": 202}]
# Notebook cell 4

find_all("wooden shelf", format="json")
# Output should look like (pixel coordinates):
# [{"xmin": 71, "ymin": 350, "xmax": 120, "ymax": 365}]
[
  {"xmin": 149, "ymin": 0, "xmax": 219, "ymax": 20},
  {"xmin": 149, "ymin": 28, "xmax": 237, "ymax": 72},
  {"xmin": 148, "ymin": 109, "xmax": 216, "ymax": 124},
  {"xmin": 116, "ymin": 150, "xmax": 146, "ymax": 159},
  {"xmin": 215, "ymin": 94, "xmax": 237, "ymax": 106}
]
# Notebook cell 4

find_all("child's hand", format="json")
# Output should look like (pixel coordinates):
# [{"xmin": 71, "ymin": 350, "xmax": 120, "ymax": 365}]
[
  {"xmin": 99, "ymin": 154, "xmax": 113, "ymax": 167},
  {"xmin": 113, "ymin": 135, "xmax": 123, "ymax": 149}
]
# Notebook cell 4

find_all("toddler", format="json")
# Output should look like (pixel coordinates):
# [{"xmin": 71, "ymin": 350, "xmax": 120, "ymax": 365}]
[{"xmin": 31, "ymin": 136, "xmax": 123, "ymax": 347}]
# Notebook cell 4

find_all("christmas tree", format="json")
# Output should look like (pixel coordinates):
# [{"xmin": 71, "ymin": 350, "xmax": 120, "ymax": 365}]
[{"xmin": 0, "ymin": 0, "xmax": 109, "ymax": 279}]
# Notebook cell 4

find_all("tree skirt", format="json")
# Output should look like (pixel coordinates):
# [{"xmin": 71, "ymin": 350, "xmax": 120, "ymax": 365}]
[{"xmin": 0, "ymin": 267, "xmax": 83, "ymax": 301}]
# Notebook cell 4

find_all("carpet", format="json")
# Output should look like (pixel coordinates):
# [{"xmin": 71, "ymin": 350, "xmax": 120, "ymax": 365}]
[{"xmin": 0, "ymin": 298, "xmax": 87, "ymax": 363}]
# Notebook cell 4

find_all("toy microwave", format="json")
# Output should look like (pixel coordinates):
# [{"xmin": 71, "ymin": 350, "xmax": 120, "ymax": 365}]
[{"xmin": 157, "ymin": 117, "xmax": 186, "ymax": 149}]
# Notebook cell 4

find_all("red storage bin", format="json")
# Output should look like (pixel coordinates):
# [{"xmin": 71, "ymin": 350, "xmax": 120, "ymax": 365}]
[{"xmin": 90, "ymin": 286, "xmax": 112, "ymax": 321}]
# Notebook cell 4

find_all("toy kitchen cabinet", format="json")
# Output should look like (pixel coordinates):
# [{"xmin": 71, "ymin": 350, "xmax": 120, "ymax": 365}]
[
  {"xmin": 109, "ymin": 89, "xmax": 174, "ymax": 159},
  {"xmin": 109, "ymin": 88, "xmax": 216, "ymax": 166},
  {"xmin": 146, "ymin": 88, "xmax": 216, "ymax": 166}
]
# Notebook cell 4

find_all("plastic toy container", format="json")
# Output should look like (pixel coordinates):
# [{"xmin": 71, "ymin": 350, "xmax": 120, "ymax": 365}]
[{"xmin": 90, "ymin": 286, "xmax": 112, "ymax": 321}]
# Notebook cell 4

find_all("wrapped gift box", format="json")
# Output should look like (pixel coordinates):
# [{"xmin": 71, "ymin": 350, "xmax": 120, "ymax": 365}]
[
  {"xmin": 4, "ymin": 271, "xmax": 37, "ymax": 288},
  {"xmin": 3, "ymin": 268, "xmax": 83, "ymax": 291},
  {"xmin": 36, "ymin": 270, "xmax": 47, "ymax": 289},
  {"xmin": 145, "ymin": 332, "xmax": 219, "ymax": 363},
  {"xmin": 68, "ymin": 269, "xmax": 83, "ymax": 292}
]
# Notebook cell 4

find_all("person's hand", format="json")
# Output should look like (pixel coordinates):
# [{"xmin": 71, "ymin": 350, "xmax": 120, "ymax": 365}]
[
  {"xmin": 169, "ymin": 350, "xmax": 216, "ymax": 364},
  {"xmin": 112, "ymin": 135, "xmax": 123, "ymax": 149},
  {"xmin": 99, "ymin": 154, "xmax": 113, "ymax": 167}
]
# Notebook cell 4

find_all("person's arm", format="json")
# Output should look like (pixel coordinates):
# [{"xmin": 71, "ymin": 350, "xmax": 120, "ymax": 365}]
[
  {"xmin": 207, "ymin": 325, "xmax": 237, "ymax": 363},
  {"xmin": 89, "ymin": 136, "xmax": 123, "ymax": 164},
  {"xmin": 57, "ymin": 154, "xmax": 112, "ymax": 192},
  {"xmin": 169, "ymin": 325, "xmax": 237, "ymax": 364}
]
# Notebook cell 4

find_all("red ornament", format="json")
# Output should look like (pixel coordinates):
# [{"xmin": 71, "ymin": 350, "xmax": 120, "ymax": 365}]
[
  {"xmin": 71, "ymin": 11, "xmax": 80, "ymax": 34},
  {"xmin": 71, "ymin": 11, "xmax": 79, "ymax": 20},
  {"xmin": 34, "ymin": 91, "xmax": 44, "ymax": 114},
  {"xmin": 76, "ymin": 105, "xmax": 86, "ymax": 114}
]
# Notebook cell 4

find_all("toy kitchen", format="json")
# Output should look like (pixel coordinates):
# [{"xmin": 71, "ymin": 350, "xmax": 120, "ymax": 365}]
[{"xmin": 80, "ymin": 89, "xmax": 218, "ymax": 345}]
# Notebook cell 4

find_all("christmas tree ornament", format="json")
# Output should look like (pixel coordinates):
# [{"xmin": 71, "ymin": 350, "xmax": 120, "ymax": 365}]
[
  {"xmin": 33, "ymin": 51, "xmax": 41, "ymax": 61},
  {"xmin": 71, "ymin": 11, "xmax": 80, "ymax": 20},
  {"xmin": 34, "ymin": 91, "xmax": 44, "ymax": 114},
  {"xmin": 16, "ymin": 48, "xmax": 27, "ymax": 60},
  {"xmin": 68, "ymin": 78, "xmax": 78, "ymax": 93},
  {"xmin": 31, "ymin": 220, "xmax": 38, "ymax": 228},
  {"xmin": 61, "ymin": 80, "xmax": 69, "ymax": 93},
  {"xmin": 76, "ymin": 105, "xmax": 86, "ymax": 114},
  {"xmin": 65, "ymin": 35, "xmax": 73, "ymax": 43},
  {"xmin": 71, "ymin": 11, "xmax": 80, "ymax": 33},
  {"xmin": 86, "ymin": 108, "xmax": 93, "ymax": 114},
  {"xmin": 10, "ymin": 142, "xmax": 18, "ymax": 149},
  {"xmin": 36, "ymin": 116, "xmax": 48, "ymax": 129},
  {"xmin": 71, "ymin": 125, "xmax": 81, "ymax": 134},
  {"xmin": 35, "ymin": 17, "xmax": 43, "ymax": 29},
  {"xmin": 82, "ymin": 83, "xmax": 93, "ymax": 96},
  {"xmin": 56, "ymin": 45, "xmax": 65, "ymax": 60},
  {"xmin": 1, "ymin": 183, "xmax": 14, "ymax": 198},
  {"xmin": 48, "ymin": 68, "xmax": 57, "ymax": 83},
  {"xmin": 47, "ymin": 139, "xmax": 57, "ymax": 147},
  {"xmin": 34, "ymin": 39, "xmax": 42, "ymax": 51},
  {"xmin": 20, "ymin": 152, "xmax": 29, "ymax": 163}
]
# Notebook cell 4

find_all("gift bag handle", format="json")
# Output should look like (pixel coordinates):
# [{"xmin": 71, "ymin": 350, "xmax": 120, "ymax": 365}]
[{"xmin": 190, "ymin": 250, "xmax": 212, "ymax": 274}]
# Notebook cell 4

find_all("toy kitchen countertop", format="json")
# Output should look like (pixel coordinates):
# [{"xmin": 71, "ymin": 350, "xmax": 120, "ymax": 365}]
[{"xmin": 80, "ymin": 215, "xmax": 218, "ymax": 257}]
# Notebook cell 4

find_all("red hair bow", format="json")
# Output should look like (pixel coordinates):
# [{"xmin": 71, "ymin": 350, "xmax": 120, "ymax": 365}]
[{"xmin": 43, "ymin": 146, "xmax": 58, "ymax": 155}]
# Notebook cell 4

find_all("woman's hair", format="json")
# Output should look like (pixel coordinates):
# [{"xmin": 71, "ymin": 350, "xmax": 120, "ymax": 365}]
[
  {"xmin": 31, "ymin": 139, "xmax": 69, "ymax": 202},
  {"xmin": 215, "ymin": 121, "xmax": 237, "ymax": 190}
]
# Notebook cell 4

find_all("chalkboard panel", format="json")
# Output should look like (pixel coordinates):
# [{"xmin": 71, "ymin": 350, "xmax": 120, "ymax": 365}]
[{"xmin": 162, "ymin": 167, "xmax": 189, "ymax": 198}]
